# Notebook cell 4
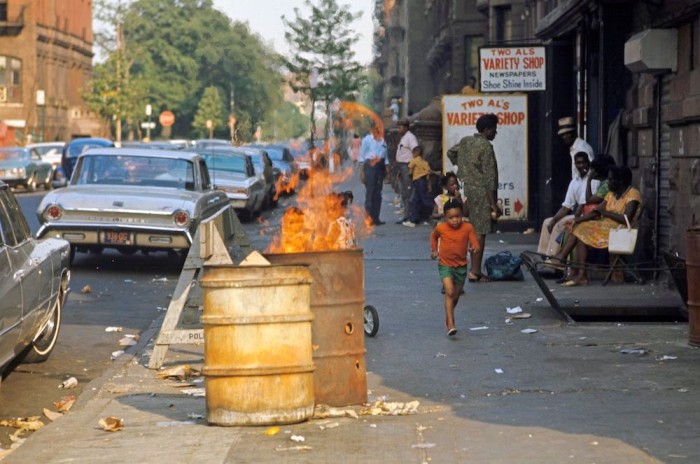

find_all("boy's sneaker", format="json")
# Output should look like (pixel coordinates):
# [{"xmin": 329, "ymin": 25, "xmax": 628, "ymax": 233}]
[{"xmin": 402, "ymin": 220, "xmax": 416, "ymax": 228}]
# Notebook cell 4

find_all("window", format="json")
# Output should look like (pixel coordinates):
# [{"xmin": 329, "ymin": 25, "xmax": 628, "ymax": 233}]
[
  {"xmin": 0, "ymin": 55, "xmax": 22, "ymax": 103},
  {"xmin": 465, "ymin": 35, "xmax": 485, "ymax": 85},
  {"xmin": 495, "ymin": 6, "xmax": 513, "ymax": 42},
  {"xmin": 0, "ymin": 188, "xmax": 30, "ymax": 246},
  {"xmin": 0, "ymin": 2, "xmax": 7, "ymax": 22}
]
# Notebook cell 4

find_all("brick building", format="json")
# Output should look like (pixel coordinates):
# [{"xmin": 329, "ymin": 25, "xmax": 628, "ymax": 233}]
[
  {"xmin": 0, "ymin": 0, "xmax": 103, "ymax": 146},
  {"xmin": 373, "ymin": 0, "xmax": 700, "ymax": 264}
]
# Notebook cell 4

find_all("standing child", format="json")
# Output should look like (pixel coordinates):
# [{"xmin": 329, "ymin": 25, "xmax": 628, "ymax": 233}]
[
  {"xmin": 430, "ymin": 198, "xmax": 480, "ymax": 336},
  {"xmin": 431, "ymin": 172, "xmax": 465, "ymax": 222},
  {"xmin": 402, "ymin": 145, "xmax": 437, "ymax": 227}
]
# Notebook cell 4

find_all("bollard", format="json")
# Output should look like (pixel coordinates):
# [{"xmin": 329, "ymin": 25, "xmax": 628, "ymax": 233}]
[{"xmin": 687, "ymin": 226, "xmax": 700, "ymax": 346}]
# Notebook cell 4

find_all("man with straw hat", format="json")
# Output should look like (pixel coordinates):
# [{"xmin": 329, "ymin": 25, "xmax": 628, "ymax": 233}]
[{"xmin": 557, "ymin": 116, "xmax": 594, "ymax": 180}]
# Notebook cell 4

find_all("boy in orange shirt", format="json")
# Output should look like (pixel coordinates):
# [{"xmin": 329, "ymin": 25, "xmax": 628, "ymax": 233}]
[{"xmin": 430, "ymin": 198, "xmax": 480, "ymax": 336}]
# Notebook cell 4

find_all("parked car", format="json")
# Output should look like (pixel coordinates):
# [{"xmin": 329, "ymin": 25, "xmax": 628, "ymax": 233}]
[
  {"xmin": 0, "ymin": 181, "xmax": 70, "ymax": 373},
  {"xmin": 37, "ymin": 148, "xmax": 229, "ymax": 261},
  {"xmin": 61, "ymin": 137, "xmax": 114, "ymax": 182},
  {"xmin": 249, "ymin": 144, "xmax": 298, "ymax": 195},
  {"xmin": 199, "ymin": 150, "xmax": 265, "ymax": 220},
  {"xmin": 0, "ymin": 146, "xmax": 53, "ymax": 192},
  {"xmin": 192, "ymin": 139, "xmax": 232, "ymax": 150},
  {"xmin": 28, "ymin": 141, "xmax": 65, "ymax": 169}
]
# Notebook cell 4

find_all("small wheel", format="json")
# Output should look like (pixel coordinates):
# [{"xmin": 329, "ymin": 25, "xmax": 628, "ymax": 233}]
[
  {"xmin": 363, "ymin": 305, "xmax": 379, "ymax": 337},
  {"xmin": 23, "ymin": 291, "xmax": 62, "ymax": 363}
]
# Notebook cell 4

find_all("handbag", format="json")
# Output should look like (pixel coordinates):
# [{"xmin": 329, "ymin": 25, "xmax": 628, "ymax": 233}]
[
  {"xmin": 608, "ymin": 214, "xmax": 638, "ymax": 255},
  {"xmin": 484, "ymin": 251, "xmax": 524, "ymax": 281}
]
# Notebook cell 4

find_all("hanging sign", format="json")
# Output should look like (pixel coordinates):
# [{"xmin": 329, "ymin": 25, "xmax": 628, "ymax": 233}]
[{"xmin": 479, "ymin": 46, "xmax": 546, "ymax": 92}]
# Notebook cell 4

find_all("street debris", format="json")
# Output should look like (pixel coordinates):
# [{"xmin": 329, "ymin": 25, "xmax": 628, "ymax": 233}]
[
  {"xmin": 494, "ymin": 368, "xmax": 504, "ymax": 374},
  {"xmin": 59, "ymin": 377, "xmax": 78, "ymax": 389},
  {"xmin": 470, "ymin": 326, "xmax": 489, "ymax": 331},
  {"xmin": 678, "ymin": 388, "xmax": 689, "ymax": 393},
  {"xmin": 657, "ymin": 355, "xmax": 678, "ymax": 361},
  {"xmin": 511, "ymin": 313, "xmax": 532, "ymax": 319},
  {"xmin": 51, "ymin": 395, "xmax": 76, "ymax": 413},
  {"xmin": 111, "ymin": 350, "xmax": 125, "ymax": 360},
  {"xmin": 157, "ymin": 365, "xmax": 201, "ymax": 381},
  {"xmin": 180, "ymin": 388, "xmax": 206, "ymax": 397},
  {"xmin": 434, "ymin": 352, "xmax": 447, "ymax": 358},
  {"xmin": 81, "ymin": 285, "xmax": 92, "ymax": 293},
  {"xmin": 42, "ymin": 408, "xmax": 62, "ymax": 421},
  {"xmin": 276, "ymin": 445, "xmax": 313, "ymax": 451},
  {"xmin": 187, "ymin": 413, "xmax": 204, "ymax": 420},
  {"xmin": 313, "ymin": 405, "xmax": 359, "ymax": 420},
  {"xmin": 536, "ymin": 297, "xmax": 544, "ymax": 302},
  {"xmin": 119, "ymin": 334, "xmax": 139, "ymax": 346},
  {"xmin": 0, "ymin": 417, "xmax": 44, "ymax": 432},
  {"xmin": 506, "ymin": 306, "xmax": 523, "ymax": 314},
  {"xmin": 156, "ymin": 421, "xmax": 195, "ymax": 427},
  {"xmin": 412, "ymin": 443, "xmax": 437, "ymax": 449},
  {"xmin": 620, "ymin": 348, "xmax": 648, "ymax": 355},
  {"xmin": 152, "ymin": 277, "xmax": 169, "ymax": 282},
  {"xmin": 290, "ymin": 435, "xmax": 305, "ymax": 442},
  {"xmin": 361, "ymin": 400, "xmax": 419, "ymax": 416},
  {"xmin": 263, "ymin": 426, "xmax": 280, "ymax": 436},
  {"xmin": 318, "ymin": 421, "xmax": 340, "ymax": 430},
  {"xmin": 105, "ymin": 326, "xmax": 123, "ymax": 332},
  {"xmin": 98, "ymin": 416, "xmax": 124, "ymax": 432},
  {"xmin": 521, "ymin": 328, "xmax": 538, "ymax": 334}
]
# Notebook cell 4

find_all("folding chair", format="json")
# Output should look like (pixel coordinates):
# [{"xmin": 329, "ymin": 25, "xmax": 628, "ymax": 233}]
[{"xmin": 603, "ymin": 214, "xmax": 644, "ymax": 285}]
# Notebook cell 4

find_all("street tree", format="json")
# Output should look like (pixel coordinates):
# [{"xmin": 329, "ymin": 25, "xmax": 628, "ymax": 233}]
[
  {"xmin": 260, "ymin": 101, "xmax": 309, "ymax": 142},
  {"xmin": 282, "ymin": 0, "xmax": 366, "ymax": 143},
  {"xmin": 192, "ymin": 86, "xmax": 224, "ymax": 138}
]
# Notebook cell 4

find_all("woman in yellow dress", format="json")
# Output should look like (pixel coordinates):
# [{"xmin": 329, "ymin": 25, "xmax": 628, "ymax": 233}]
[{"xmin": 555, "ymin": 166, "xmax": 641, "ymax": 286}]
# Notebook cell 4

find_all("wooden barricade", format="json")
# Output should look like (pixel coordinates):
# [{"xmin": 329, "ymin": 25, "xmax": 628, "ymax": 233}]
[{"xmin": 148, "ymin": 205, "xmax": 251, "ymax": 369}]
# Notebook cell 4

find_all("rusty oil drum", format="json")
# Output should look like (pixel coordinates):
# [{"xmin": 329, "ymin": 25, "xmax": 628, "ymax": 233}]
[
  {"xmin": 265, "ymin": 249, "xmax": 368, "ymax": 407},
  {"xmin": 200, "ymin": 264, "xmax": 315, "ymax": 425},
  {"xmin": 687, "ymin": 226, "xmax": 700, "ymax": 346}
]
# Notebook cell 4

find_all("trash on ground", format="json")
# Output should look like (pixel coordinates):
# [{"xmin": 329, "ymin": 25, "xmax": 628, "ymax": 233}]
[
  {"xmin": 313, "ymin": 405, "xmax": 359, "ymax": 420},
  {"xmin": 81, "ymin": 285, "xmax": 92, "ymax": 293},
  {"xmin": 290, "ymin": 435, "xmax": 305, "ymax": 442},
  {"xmin": 506, "ymin": 306, "xmax": 523, "ymax": 314},
  {"xmin": 657, "ymin": 355, "xmax": 678, "ymax": 361},
  {"xmin": 263, "ymin": 426, "xmax": 280, "ymax": 436},
  {"xmin": 521, "ymin": 328, "xmax": 538, "ymax": 334},
  {"xmin": 42, "ymin": 408, "xmax": 62, "ymax": 421},
  {"xmin": 119, "ymin": 334, "xmax": 139, "ymax": 346},
  {"xmin": 181, "ymin": 388, "xmax": 206, "ymax": 397},
  {"xmin": 0, "ymin": 417, "xmax": 44, "ymax": 432},
  {"xmin": 361, "ymin": 400, "xmax": 419, "ymax": 416},
  {"xmin": 494, "ymin": 368, "xmax": 504, "ymax": 374},
  {"xmin": 678, "ymin": 388, "xmax": 689, "ymax": 393},
  {"xmin": 156, "ymin": 421, "xmax": 195, "ymax": 427},
  {"xmin": 187, "ymin": 413, "xmax": 204, "ymax": 420},
  {"xmin": 59, "ymin": 377, "xmax": 78, "ymax": 389},
  {"xmin": 276, "ymin": 445, "xmax": 313, "ymax": 451},
  {"xmin": 435, "ymin": 352, "xmax": 447, "ymax": 358},
  {"xmin": 470, "ymin": 326, "xmax": 489, "ymax": 331},
  {"xmin": 620, "ymin": 348, "xmax": 648, "ymax": 355},
  {"xmin": 54, "ymin": 395, "xmax": 76, "ymax": 412},
  {"xmin": 152, "ymin": 277, "xmax": 169, "ymax": 282},
  {"xmin": 511, "ymin": 313, "xmax": 532, "ymax": 319},
  {"xmin": 157, "ymin": 365, "xmax": 201, "ymax": 381},
  {"xmin": 111, "ymin": 350, "xmax": 125, "ymax": 360},
  {"xmin": 412, "ymin": 443, "xmax": 437, "ymax": 449},
  {"xmin": 105, "ymin": 326, "xmax": 123, "ymax": 332},
  {"xmin": 536, "ymin": 297, "xmax": 544, "ymax": 302},
  {"xmin": 98, "ymin": 416, "xmax": 124, "ymax": 432},
  {"xmin": 318, "ymin": 422, "xmax": 340, "ymax": 430}
]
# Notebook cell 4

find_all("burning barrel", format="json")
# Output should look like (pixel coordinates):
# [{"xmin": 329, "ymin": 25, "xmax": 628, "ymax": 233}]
[
  {"xmin": 265, "ymin": 249, "xmax": 368, "ymax": 407},
  {"xmin": 200, "ymin": 264, "xmax": 315, "ymax": 426}
]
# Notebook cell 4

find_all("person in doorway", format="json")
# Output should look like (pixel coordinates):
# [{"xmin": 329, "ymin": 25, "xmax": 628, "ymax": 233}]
[
  {"xmin": 394, "ymin": 118, "xmax": 419, "ymax": 222},
  {"xmin": 359, "ymin": 124, "xmax": 388, "ymax": 226},
  {"xmin": 430, "ymin": 198, "xmax": 480, "ymax": 336},
  {"xmin": 447, "ymin": 113, "xmax": 501, "ymax": 283},
  {"xmin": 557, "ymin": 116, "xmax": 594, "ymax": 181}
]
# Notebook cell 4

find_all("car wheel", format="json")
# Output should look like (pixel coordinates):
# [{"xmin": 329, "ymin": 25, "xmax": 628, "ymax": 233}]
[
  {"xmin": 25, "ymin": 175, "xmax": 37, "ymax": 193},
  {"xmin": 23, "ymin": 292, "xmax": 62, "ymax": 363}
]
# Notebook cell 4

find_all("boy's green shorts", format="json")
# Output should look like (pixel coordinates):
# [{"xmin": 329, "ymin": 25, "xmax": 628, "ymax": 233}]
[{"xmin": 438, "ymin": 264, "xmax": 468, "ymax": 286}]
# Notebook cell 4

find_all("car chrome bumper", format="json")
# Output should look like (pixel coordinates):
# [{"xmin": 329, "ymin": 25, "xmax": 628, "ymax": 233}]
[{"xmin": 36, "ymin": 223, "xmax": 193, "ymax": 249}]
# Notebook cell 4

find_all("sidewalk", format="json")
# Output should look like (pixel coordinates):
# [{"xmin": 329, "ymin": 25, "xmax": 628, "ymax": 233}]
[{"xmin": 3, "ymin": 181, "xmax": 697, "ymax": 463}]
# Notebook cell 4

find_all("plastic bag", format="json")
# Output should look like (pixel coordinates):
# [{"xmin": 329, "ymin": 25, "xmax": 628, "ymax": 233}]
[{"xmin": 484, "ymin": 251, "xmax": 524, "ymax": 281}]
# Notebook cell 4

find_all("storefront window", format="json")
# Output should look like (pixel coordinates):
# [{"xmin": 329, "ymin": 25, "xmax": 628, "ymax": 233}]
[{"xmin": 0, "ymin": 55, "xmax": 21, "ymax": 103}]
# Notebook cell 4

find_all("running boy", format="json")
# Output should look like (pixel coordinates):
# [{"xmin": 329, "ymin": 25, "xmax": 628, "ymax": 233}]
[{"xmin": 430, "ymin": 198, "xmax": 480, "ymax": 336}]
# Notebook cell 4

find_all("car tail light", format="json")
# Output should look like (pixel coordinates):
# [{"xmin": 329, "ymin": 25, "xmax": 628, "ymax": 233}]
[
  {"xmin": 45, "ymin": 205, "xmax": 63, "ymax": 220},
  {"xmin": 173, "ymin": 210, "xmax": 190, "ymax": 227}
]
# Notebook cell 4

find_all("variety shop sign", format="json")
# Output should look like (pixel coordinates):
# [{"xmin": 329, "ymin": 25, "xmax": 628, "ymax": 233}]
[
  {"xmin": 442, "ymin": 95, "xmax": 529, "ymax": 221},
  {"xmin": 479, "ymin": 46, "xmax": 546, "ymax": 92}
]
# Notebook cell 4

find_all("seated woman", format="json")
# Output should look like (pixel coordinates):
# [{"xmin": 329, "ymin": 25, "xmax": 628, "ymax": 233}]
[{"xmin": 554, "ymin": 165, "xmax": 641, "ymax": 286}]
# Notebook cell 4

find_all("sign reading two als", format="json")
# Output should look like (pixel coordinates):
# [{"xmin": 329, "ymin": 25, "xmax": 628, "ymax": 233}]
[{"xmin": 479, "ymin": 46, "xmax": 546, "ymax": 92}]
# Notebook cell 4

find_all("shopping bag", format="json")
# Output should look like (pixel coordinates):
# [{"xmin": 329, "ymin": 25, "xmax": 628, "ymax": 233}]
[
  {"xmin": 608, "ymin": 215, "xmax": 638, "ymax": 255},
  {"xmin": 484, "ymin": 251, "xmax": 524, "ymax": 281}
]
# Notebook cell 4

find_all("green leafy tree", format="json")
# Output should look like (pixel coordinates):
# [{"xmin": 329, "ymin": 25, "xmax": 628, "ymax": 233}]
[
  {"xmin": 260, "ymin": 101, "xmax": 309, "ymax": 142},
  {"xmin": 192, "ymin": 86, "xmax": 224, "ymax": 138},
  {"xmin": 282, "ymin": 0, "xmax": 366, "ymax": 142}
]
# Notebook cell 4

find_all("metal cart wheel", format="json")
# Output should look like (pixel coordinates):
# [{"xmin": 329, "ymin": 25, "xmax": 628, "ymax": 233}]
[{"xmin": 363, "ymin": 305, "xmax": 379, "ymax": 337}]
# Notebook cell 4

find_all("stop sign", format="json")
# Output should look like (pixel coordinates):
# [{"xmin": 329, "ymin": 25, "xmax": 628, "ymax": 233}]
[{"xmin": 159, "ymin": 111, "xmax": 175, "ymax": 127}]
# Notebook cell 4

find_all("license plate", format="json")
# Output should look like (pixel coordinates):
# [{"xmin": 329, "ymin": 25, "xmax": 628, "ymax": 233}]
[{"xmin": 102, "ymin": 230, "xmax": 133, "ymax": 245}]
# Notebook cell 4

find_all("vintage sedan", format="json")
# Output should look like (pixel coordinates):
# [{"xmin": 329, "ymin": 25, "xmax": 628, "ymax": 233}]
[
  {"xmin": 1, "ymin": 181, "xmax": 70, "ymax": 375},
  {"xmin": 199, "ymin": 150, "xmax": 265, "ymax": 220},
  {"xmin": 0, "ymin": 146, "xmax": 53, "ymax": 192},
  {"xmin": 36, "ymin": 148, "xmax": 229, "ymax": 260}
]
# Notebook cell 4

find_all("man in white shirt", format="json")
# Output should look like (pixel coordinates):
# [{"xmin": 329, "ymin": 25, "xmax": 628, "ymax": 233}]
[
  {"xmin": 538, "ymin": 152, "xmax": 599, "ymax": 257},
  {"xmin": 558, "ymin": 116, "xmax": 594, "ymax": 180},
  {"xmin": 394, "ymin": 119, "xmax": 419, "ymax": 221}
]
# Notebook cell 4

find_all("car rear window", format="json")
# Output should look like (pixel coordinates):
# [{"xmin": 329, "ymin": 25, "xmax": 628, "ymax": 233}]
[{"xmin": 75, "ymin": 155, "xmax": 195, "ymax": 190}]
